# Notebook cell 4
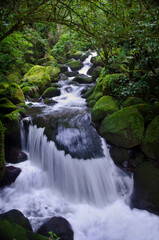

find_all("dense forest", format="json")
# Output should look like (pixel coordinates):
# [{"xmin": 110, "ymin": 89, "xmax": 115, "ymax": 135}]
[{"xmin": 0, "ymin": 0, "xmax": 159, "ymax": 240}]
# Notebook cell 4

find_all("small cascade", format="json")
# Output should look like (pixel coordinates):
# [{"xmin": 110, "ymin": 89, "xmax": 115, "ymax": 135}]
[{"xmin": 26, "ymin": 124, "xmax": 133, "ymax": 206}]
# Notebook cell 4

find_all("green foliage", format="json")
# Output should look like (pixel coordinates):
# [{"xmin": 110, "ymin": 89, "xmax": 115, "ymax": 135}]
[{"xmin": 48, "ymin": 231, "xmax": 60, "ymax": 240}]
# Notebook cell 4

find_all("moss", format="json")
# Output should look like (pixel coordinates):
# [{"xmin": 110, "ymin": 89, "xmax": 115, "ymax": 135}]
[
  {"xmin": 0, "ymin": 83, "xmax": 25, "ymax": 104},
  {"xmin": 92, "ymin": 96, "xmax": 119, "ymax": 122},
  {"xmin": 2, "ymin": 109, "xmax": 22, "ymax": 135},
  {"xmin": 82, "ymin": 85, "xmax": 96, "ymax": 99},
  {"xmin": 67, "ymin": 60, "xmax": 83, "ymax": 71},
  {"xmin": 22, "ymin": 86, "xmax": 34, "ymax": 97},
  {"xmin": 22, "ymin": 63, "xmax": 34, "ymax": 75},
  {"xmin": 73, "ymin": 74, "xmax": 92, "ymax": 84},
  {"xmin": 134, "ymin": 162, "xmax": 159, "ymax": 209},
  {"xmin": 141, "ymin": 115, "xmax": 159, "ymax": 159},
  {"xmin": 42, "ymin": 87, "xmax": 60, "ymax": 98},
  {"xmin": 87, "ymin": 100, "xmax": 96, "ymax": 108},
  {"xmin": 92, "ymin": 66, "xmax": 102, "ymax": 81},
  {"xmin": 0, "ymin": 98, "xmax": 17, "ymax": 114},
  {"xmin": 22, "ymin": 65, "xmax": 52, "ymax": 93},
  {"xmin": 37, "ymin": 55, "xmax": 56, "ymax": 65},
  {"xmin": 0, "ymin": 120, "xmax": 5, "ymax": 181},
  {"xmin": 90, "ymin": 55, "xmax": 104, "ymax": 67},
  {"xmin": 99, "ymin": 105, "xmax": 144, "ymax": 148},
  {"xmin": 0, "ymin": 219, "xmax": 48, "ymax": 240},
  {"xmin": 121, "ymin": 97, "xmax": 144, "ymax": 108},
  {"xmin": 69, "ymin": 51, "xmax": 83, "ymax": 60}
]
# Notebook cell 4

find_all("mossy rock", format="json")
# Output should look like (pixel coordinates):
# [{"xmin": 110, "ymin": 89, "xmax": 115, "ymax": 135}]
[
  {"xmin": 67, "ymin": 60, "xmax": 83, "ymax": 71},
  {"xmin": 80, "ymin": 52, "xmax": 91, "ymax": 61},
  {"xmin": 99, "ymin": 106, "xmax": 144, "ymax": 148},
  {"xmin": 92, "ymin": 66, "xmax": 102, "ymax": 81},
  {"xmin": 69, "ymin": 51, "xmax": 83, "ymax": 60},
  {"xmin": 0, "ymin": 98, "xmax": 17, "ymax": 114},
  {"xmin": 121, "ymin": 97, "xmax": 144, "ymax": 108},
  {"xmin": 134, "ymin": 162, "xmax": 159, "ymax": 212},
  {"xmin": 82, "ymin": 85, "xmax": 96, "ymax": 99},
  {"xmin": 87, "ymin": 100, "xmax": 96, "ymax": 108},
  {"xmin": 92, "ymin": 96, "xmax": 119, "ymax": 122},
  {"xmin": 0, "ymin": 219, "xmax": 48, "ymax": 240},
  {"xmin": 90, "ymin": 55, "xmax": 104, "ymax": 67},
  {"xmin": 0, "ymin": 83, "xmax": 25, "ymax": 104},
  {"xmin": 22, "ymin": 65, "xmax": 60, "ymax": 93},
  {"xmin": 141, "ymin": 115, "xmax": 159, "ymax": 160},
  {"xmin": 0, "ymin": 120, "xmax": 5, "ymax": 181},
  {"xmin": 22, "ymin": 86, "xmax": 34, "ymax": 97},
  {"xmin": 7, "ymin": 68, "xmax": 23, "ymax": 84},
  {"xmin": 37, "ymin": 55, "xmax": 56, "ymax": 65},
  {"xmin": 22, "ymin": 63, "xmax": 34, "ymax": 75},
  {"xmin": 73, "ymin": 74, "xmax": 92, "ymax": 84},
  {"xmin": 42, "ymin": 87, "xmax": 60, "ymax": 98}
]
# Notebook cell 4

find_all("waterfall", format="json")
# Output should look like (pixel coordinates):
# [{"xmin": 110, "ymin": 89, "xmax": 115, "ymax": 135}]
[{"xmin": 26, "ymin": 125, "xmax": 133, "ymax": 206}]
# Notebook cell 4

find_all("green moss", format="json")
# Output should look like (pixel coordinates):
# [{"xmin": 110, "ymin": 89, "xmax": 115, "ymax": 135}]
[
  {"xmin": 87, "ymin": 100, "xmax": 96, "ymax": 108},
  {"xmin": 99, "ymin": 105, "xmax": 144, "ymax": 148},
  {"xmin": 91, "ymin": 55, "xmax": 104, "ymax": 66},
  {"xmin": 22, "ymin": 86, "xmax": 34, "ymax": 97},
  {"xmin": 141, "ymin": 115, "xmax": 159, "ymax": 159},
  {"xmin": 69, "ymin": 51, "xmax": 83, "ymax": 60},
  {"xmin": 0, "ymin": 120, "xmax": 5, "ymax": 181},
  {"xmin": 2, "ymin": 109, "xmax": 21, "ymax": 135},
  {"xmin": 0, "ymin": 83, "xmax": 25, "ymax": 104},
  {"xmin": 21, "ymin": 63, "xmax": 34, "ymax": 75},
  {"xmin": 0, "ymin": 98, "xmax": 17, "ymax": 114},
  {"xmin": 92, "ymin": 96, "xmax": 119, "ymax": 122},
  {"xmin": 0, "ymin": 219, "xmax": 48, "ymax": 240},
  {"xmin": 82, "ymin": 85, "xmax": 96, "ymax": 99},
  {"xmin": 67, "ymin": 60, "xmax": 83, "ymax": 71},
  {"xmin": 134, "ymin": 162, "xmax": 159, "ymax": 209},
  {"xmin": 22, "ymin": 65, "xmax": 51, "ymax": 93},
  {"xmin": 37, "ymin": 55, "xmax": 56, "ymax": 65},
  {"xmin": 121, "ymin": 97, "xmax": 144, "ymax": 108},
  {"xmin": 42, "ymin": 87, "xmax": 60, "ymax": 98}
]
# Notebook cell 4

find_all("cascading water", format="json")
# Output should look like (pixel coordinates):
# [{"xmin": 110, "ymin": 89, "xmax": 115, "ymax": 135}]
[{"xmin": 0, "ymin": 52, "xmax": 159, "ymax": 240}]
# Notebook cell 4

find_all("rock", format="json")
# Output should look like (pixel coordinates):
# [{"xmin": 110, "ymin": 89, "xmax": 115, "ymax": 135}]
[
  {"xmin": 64, "ymin": 71, "xmax": 78, "ymax": 77},
  {"xmin": 90, "ymin": 55, "xmax": 104, "ymax": 67},
  {"xmin": 0, "ymin": 98, "xmax": 17, "ymax": 114},
  {"xmin": 69, "ymin": 51, "xmax": 83, "ymax": 60},
  {"xmin": 0, "ymin": 121, "xmax": 5, "ymax": 181},
  {"xmin": 73, "ymin": 74, "xmax": 93, "ymax": 84},
  {"xmin": 121, "ymin": 97, "xmax": 144, "ymax": 108},
  {"xmin": 0, "ymin": 166, "xmax": 21, "ymax": 187},
  {"xmin": 87, "ymin": 100, "xmax": 96, "ymax": 108},
  {"xmin": 80, "ymin": 51, "xmax": 91, "ymax": 61},
  {"xmin": 67, "ymin": 59, "xmax": 83, "ymax": 71},
  {"xmin": 51, "ymin": 83, "xmax": 60, "ymax": 88},
  {"xmin": 59, "ymin": 73, "xmax": 68, "ymax": 81},
  {"xmin": 109, "ymin": 146, "xmax": 129, "ymax": 165},
  {"xmin": 37, "ymin": 55, "xmax": 56, "ymax": 65},
  {"xmin": 42, "ymin": 87, "xmax": 60, "ymax": 98},
  {"xmin": 0, "ymin": 219, "xmax": 48, "ymax": 240},
  {"xmin": 58, "ymin": 64, "xmax": 68, "ymax": 73},
  {"xmin": 44, "ymin": 99, "xmax": 57, "ymax": 105},
  {"xmin": 37, "ymin": 216, "xmax": 74, "ymax": 240},
  {"xmin": 91, "ymin": 96, "xmax": 119, "ymax": 122},
  {"xmin": 82, "ymin": 85, "xmax": 96, "ymax": 99},
  {"xmin": 99, "ymin": 106, "xmax": 144, "ymax": 148},
  {"xmin": 87, "ymin": 65, "xmax": 94, "ymax": 75},
  {"xmin": 0, "ymin": 82, "xmax": 25, "ymax": 104},
  {"xmin": 5, "ymin": 148, "xmax": 28, "ymax": 164},
  {"xmin": 2, "ymin": 109, "xmax": 22, "ymax": 148},
  {"xmin": 92, "ymin": 66, "xmax": 102, "ymax": 81},
  {"xmin": 22, "ymin": 65, "xmax": 60, "ymax": 93},
  {"xmin": 0, "ymin": 209, "xmax": 32, "ymax": 231},
  {"xmin": 132, "ymin": 162, "xmax": 159, "ymax": 214},
  {"xmin": 22, "ymin": 86, "xmax": 34, "ymax": 97},
  {"xmin": 21, "ymin": 63, "xmax": 34, "ymax": 75},
  {"xmin": 141, "ymin": 115, "xmax": 159, "ymax": 160}
]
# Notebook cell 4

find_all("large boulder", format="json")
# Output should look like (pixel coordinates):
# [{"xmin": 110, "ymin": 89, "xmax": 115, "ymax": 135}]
[
  {"xmin": 67, "ymin": 59, "xmax": 83, "ymax": 71},
  {"xmin": 92, "ymin": 66, "xmax": 102, "ymax": 81},
  {"xmin": 90, "ymin": 55, "xmax": 104, "ymax": 67},
  {"xmin": 0, "ymin": 82, "xmax": 25, "ymax": 104},
  {"xmin": 141, "ymin": 115, "xmax": 159, "ymax": 160},
  {"xmin": 64, "ymin": 71, "xmax": 78, "ymax": 77},
  {"xmin": 5, "ymin": 148, "xmax": 28, "ymax": 164},
  {"xmin": 0, "ymin": 98, "xmax": 17, "ymax": 114},
  {"xmin": 22, "ymin": 65, "xmax": 60, "ymax": 93},
  {"xmin": 80, "ymin": 51, "xmax": 91, "ymax": 61},
  {"xmin": 0, "ymin": 209, "xmax": 32, "ymax": 231},
  {"xmin": 0, "ymin": 219, "xmax": 48, "ymax": 240},
  {"xmin": 37, "ymin": 216, "xmax": 74, "ymax": 240},
  {"xmin": 91, "ymin": 96, "xmax": 119, "ymax": 122},
  {"xmin": 133, "ymin": 162, "xmax": 159, "ymax": 214},
  {"xmin": 82, "ymin": 85, "xmax": 96, "ymax": 99},
  {"xmin": 0, "ymin": 121, "xmax": 5, "ymax": 181},
  {"xmin": 69, "ymin": 51, "xmax": 83, "ymax": 60},
  {"xmin": 42, "ymin": 87, "xmax": 60, "ymax": 99},
  {"xmin": 73, "ymin": 74, "xmax": 93, "ymax": 84},
  {"xmin": 99, "ymin": 106, "xmax": 144, "ymax": 148},
  {"xmin": 0, "ymin": 166, "xmax": 21, "ymax": 187}
]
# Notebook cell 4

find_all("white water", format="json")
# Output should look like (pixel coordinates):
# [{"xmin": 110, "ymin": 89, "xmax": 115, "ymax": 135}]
[{"xmin": 0, "ymin": 52, "xmax": 159, "ymax": 240}]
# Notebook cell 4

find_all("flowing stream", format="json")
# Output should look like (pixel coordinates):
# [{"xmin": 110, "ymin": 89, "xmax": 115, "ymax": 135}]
[{"xmin": 0, "ymin": 52, "xmax": 159, "ymax": 240}]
